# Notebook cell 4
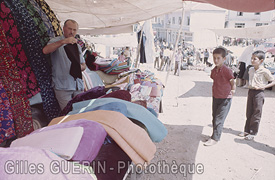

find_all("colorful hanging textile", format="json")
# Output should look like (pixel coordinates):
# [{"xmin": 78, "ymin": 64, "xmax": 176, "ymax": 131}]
[
  {"xmin": 0, "ymin": 23, "xmax": 33, "ymax": 138},
  {"xmin": 4, "ymin": 0, "xmax": 61, "ymax": 120},
  {"xmin": 34, "ymin": 0, "xmax": 63, "ymax": 37},
  {"xmin": 19, "ymin": 0, "xmax": 49, "ymax": 47},
  {"xmin": 29, "ymin": 0, "xmax": 55, "ymax": 38},
  {"xmin": 0, "ymin": 2, "xmax": 40, "ymax": 98},
  {"xmin": 0, "ymin": 79, "xmax": 16, "ymax": 144}
]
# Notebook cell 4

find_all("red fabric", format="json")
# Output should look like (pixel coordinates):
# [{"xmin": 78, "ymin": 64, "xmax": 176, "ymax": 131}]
[
  {"xmin": 99, "ymin": 90, "xmax": 131, "ymax": 102},
  {"xmin": 0, "ymin": 23, "xmax": 33, "ymax": 138},
  {"xmin": 0, "ymin": 2, "xmax": 40, "ymax": 98},
  {"xmin": 85, "ymin": 50, "xmax": 100, "ymax": 71},
  {"xmin": 210, "ymin": 65, "xmax": 234, "ymax": 99},
  {"xmin": 190, "ymin": 0, "xmax": 274, "ymax": 12}
]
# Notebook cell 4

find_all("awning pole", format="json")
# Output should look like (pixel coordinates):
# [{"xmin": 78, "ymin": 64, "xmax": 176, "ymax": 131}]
[{"xmin": 164, "ymin": 2, "xmax": 185, "ymax": 86}]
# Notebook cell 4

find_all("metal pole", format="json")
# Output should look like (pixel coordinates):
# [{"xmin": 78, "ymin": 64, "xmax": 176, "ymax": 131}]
[{"xmin": 165, "ymin": 3, "xmax": 185, "ymax": 86}]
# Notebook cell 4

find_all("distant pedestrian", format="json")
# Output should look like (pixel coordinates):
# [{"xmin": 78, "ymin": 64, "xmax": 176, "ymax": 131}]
[
  {"xmin": 203, "ymin": 49, "xmax": 209, "ymax": 65},
  {"xmin": 238, "ymin": 50, "xmax": 275, "ymax": 140},
  {"xmin": 195, "ymin": 49, "xmax": 201, "ymax": 63},
  {"xmin": 204, "ymin": 47, "xmax": 236, "ymax": 146},
  {"xmin": 118, "ymin": 52, "xmax": 126, "ymax": 62},
  {"xmin": 124, "ymin": 46, "xmax": 131, "ymax": 66},
  {"xmin": 224, "ymin": 50, "xmax": 233, "ymax": 67},
  {"xmin": 174, "ymin": 48, "xmax": 183, "ymax": 76},
  {"xmin": 160, "ymin": 46, "xmax": 171, "ymax": 71},
  {"xmin": 154, "ymin": 46, "xmax": 160, "ymax": 69}
]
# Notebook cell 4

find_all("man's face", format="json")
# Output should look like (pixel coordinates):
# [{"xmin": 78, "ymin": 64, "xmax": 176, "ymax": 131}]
[{"xmin": 63, "ymin": 21, "xmax": 78, "ymax": 38}]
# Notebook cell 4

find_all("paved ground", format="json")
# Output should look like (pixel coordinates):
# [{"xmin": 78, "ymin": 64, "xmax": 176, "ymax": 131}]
[{"xmin": 128, "ymin": 65, "xmax": 275, "ymax": 180}]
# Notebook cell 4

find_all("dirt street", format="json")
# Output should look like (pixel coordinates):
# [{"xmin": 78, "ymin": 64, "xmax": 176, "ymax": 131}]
[{"xmin": 130, "ymin": 66, "xmax": 275, "ymax": 180}]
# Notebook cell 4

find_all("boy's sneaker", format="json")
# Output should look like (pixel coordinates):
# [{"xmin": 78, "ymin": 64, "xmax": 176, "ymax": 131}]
[
  {"xmin": 238, "ymin": 132, "xmax": 249, "ymax": 137},
  {"xmin": 203, "ymin": 138, "xmax": 218, "ymax": 146},
  {"xmin": 244, "ymin": 134, "xmax": 255, "ymax": 141}
]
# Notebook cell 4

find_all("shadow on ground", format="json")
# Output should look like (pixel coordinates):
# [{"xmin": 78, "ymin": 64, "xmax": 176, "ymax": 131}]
[
  {"xmin": 234, "ymin": 138, "xmax": 275, "ymax": 156},
  {"xmin": 131, "ymin": 124, "xmax": 204, "ymax": 180},
  {"xmin": 178, "ymin": 81, "xmax": 275, "ymax": 99},
  {"xmin": 207, "ymin": 125, "xmax": 275, "ymax": 156},
  {"xmin": 178, "ymin": 81, "xmax": 212, "ymax": 98}
]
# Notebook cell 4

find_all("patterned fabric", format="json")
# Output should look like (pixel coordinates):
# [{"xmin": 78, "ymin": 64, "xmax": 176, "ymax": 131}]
[
  {"xmin": 29, "ymin": 0, "xmax": 55, "ymax": 38},
  {"xmin": 0, "ymin": 23, "xmax": 33, "ymax": 138},
  {"xmin": 97, "ymin": 58, "xmax": 130, "ymax": 75},
  {"xmin": 4, "ymin": 0, "xmax": 61, "ymax": 120},
  {"xmin": 34, "ymin": 0, "xmax": 63, "ymax": 37},
  {"xmin": 0, "ymin": 79, "xmax": 16, "ymax": 144},
  {"xmin": 0, "ymin": 2, "xmax": 40, "ymax": 98},
  {"xmin": 19, "ymin": 0, "xmax": 49, "ymax": 47}
]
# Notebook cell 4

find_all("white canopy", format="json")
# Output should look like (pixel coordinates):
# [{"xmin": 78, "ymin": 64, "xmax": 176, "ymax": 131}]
[
  {"xmin": 45, "ymin": 0, "xmax": 275, "ymax": 35},
  {"xmin": 45, "ymin": 0, "xmax": 182, "ymax": 32},
  {"xmin": 82, "ymin": 33, "xmax": 138, "ymax": 47},
  {"xmin": 78, "ymin": 25, "xmax": 134, "ymax": 36},
  {"xmin": 210, "ymin": 24, "xmax": 275, "ymax": 39}
]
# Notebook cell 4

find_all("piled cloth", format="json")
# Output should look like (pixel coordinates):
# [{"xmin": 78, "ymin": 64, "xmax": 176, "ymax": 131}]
[
  {"xmin": 106, "ymin": 69, "xmax": 164, "ymax": 116},
  {"xmin": 50, "ymin": 110, "xmax": 157, "ymax": 165},
  {"xmin": 67, "ymin": 97, "xmax": 167, "ymax": 142},
  {"xmin": 11, "ymin": 119, "xmax": 107, "ymax": 166},
  {"xmin": 0, "ymin": 146, "xmax": 96, "ymax": 179},
  {"xmin": 84, "ymin": 50, "xmax": 130, "ymax": 75}
]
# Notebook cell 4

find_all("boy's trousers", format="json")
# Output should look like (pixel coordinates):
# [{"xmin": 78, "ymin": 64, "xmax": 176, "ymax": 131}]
[
  {"xmin": 245, "ymin": 89, "xmax": 264, "ymax": 135},
  {"xmin": 212, "ymin": 97, "xmax": 232, "ymax": 141}
]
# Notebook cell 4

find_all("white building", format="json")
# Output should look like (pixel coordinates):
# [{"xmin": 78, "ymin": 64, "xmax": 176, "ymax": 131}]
[
  {"xmin": 188, "ymin": 3, "xmax": 226, "ymax": 48},
  {"xmin": 225, "ymin": 10, "xmax": 274, "ymax": 28},
  {"xmin": 152, "ymin": 2, "xmax": 275, "ymax": 49},
  {"xmin": 152, "ymin": 2, "xmax": 226, "ymax": 48},
  {"xmin": 152, "ymin": 10, "xmax": 190, "ymax": 45}
]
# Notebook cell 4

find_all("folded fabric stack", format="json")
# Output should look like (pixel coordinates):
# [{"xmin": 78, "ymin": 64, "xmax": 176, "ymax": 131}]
[
  {"xmin": 2, "ymin": 119, "xmax": 106, "ymax": 179},
  {"xmin": 0, "ymin": 146, "xmax": 96, "ymax": 180},
  {"xmin": 84, "ymin": 51, "xmax": 130, "ymax": 75},
  {"xmin": 96, "ymin": 58, "xmax": 130, "ymax": 75},
  {"xmin": 105, "ymin": 69, "xmax": 164, "ymax": 116}
]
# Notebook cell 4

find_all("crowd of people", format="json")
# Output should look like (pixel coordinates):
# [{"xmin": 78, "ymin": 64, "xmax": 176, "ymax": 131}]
[{"xmin": 152, "ymin": 40, "xmax": 218, "ymax": 75}]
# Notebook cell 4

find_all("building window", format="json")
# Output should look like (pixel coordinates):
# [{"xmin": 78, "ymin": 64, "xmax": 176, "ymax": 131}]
[
  {"xmin": 235, "ymin": 23, "xmax": 245, "ymax": 28},
  {"xmin": 157, "ymin": 18, "xmax": 160, "ymax": 23},
  {"xmin": 167, "ymin": 18, "xmax": 171, "ymax": 25},
  {"xmin": 256, "ymin": 23, "xmax": 262, "ymax": 26},
  {"xmin": 237, "ymin": 12, "xmax": 243, "ymax": 16},
  {"xmin": 187, "ymin": 17, "xmax": 190, "ymax": 26},
  {"xmin": 255, "ymin": 12, "xmax": 260, "ymax": 15},
  {"xmin": 224, "ymin": 21, "xmax": 228, "ymax": 28},
  {"xmin": 172, "ymin": 17, "xmax": 175, "ymax": 24},
  {"xmin": 256, "ymin": 23, "xmax": 268, "ymax": 26},
  {"xmin": 178, "ymin": 17, "xmax": 182, "ymax": 25}
]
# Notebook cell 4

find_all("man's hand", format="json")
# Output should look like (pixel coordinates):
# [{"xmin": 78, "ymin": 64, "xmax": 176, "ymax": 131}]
[
  {"xmin": 62, "ymin": 37, "xmax": 77, "ymax": 44},
  {"xmin": 254, "ymin": 85, "xmax": 265, "ymax": 90},
  {"xmin": 43, "ymin": 37, "xmax": 78, "ymax": 54},
  {"xmin": 231, "ymin": 89, "xmax": 236, "ymax": 94}
]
